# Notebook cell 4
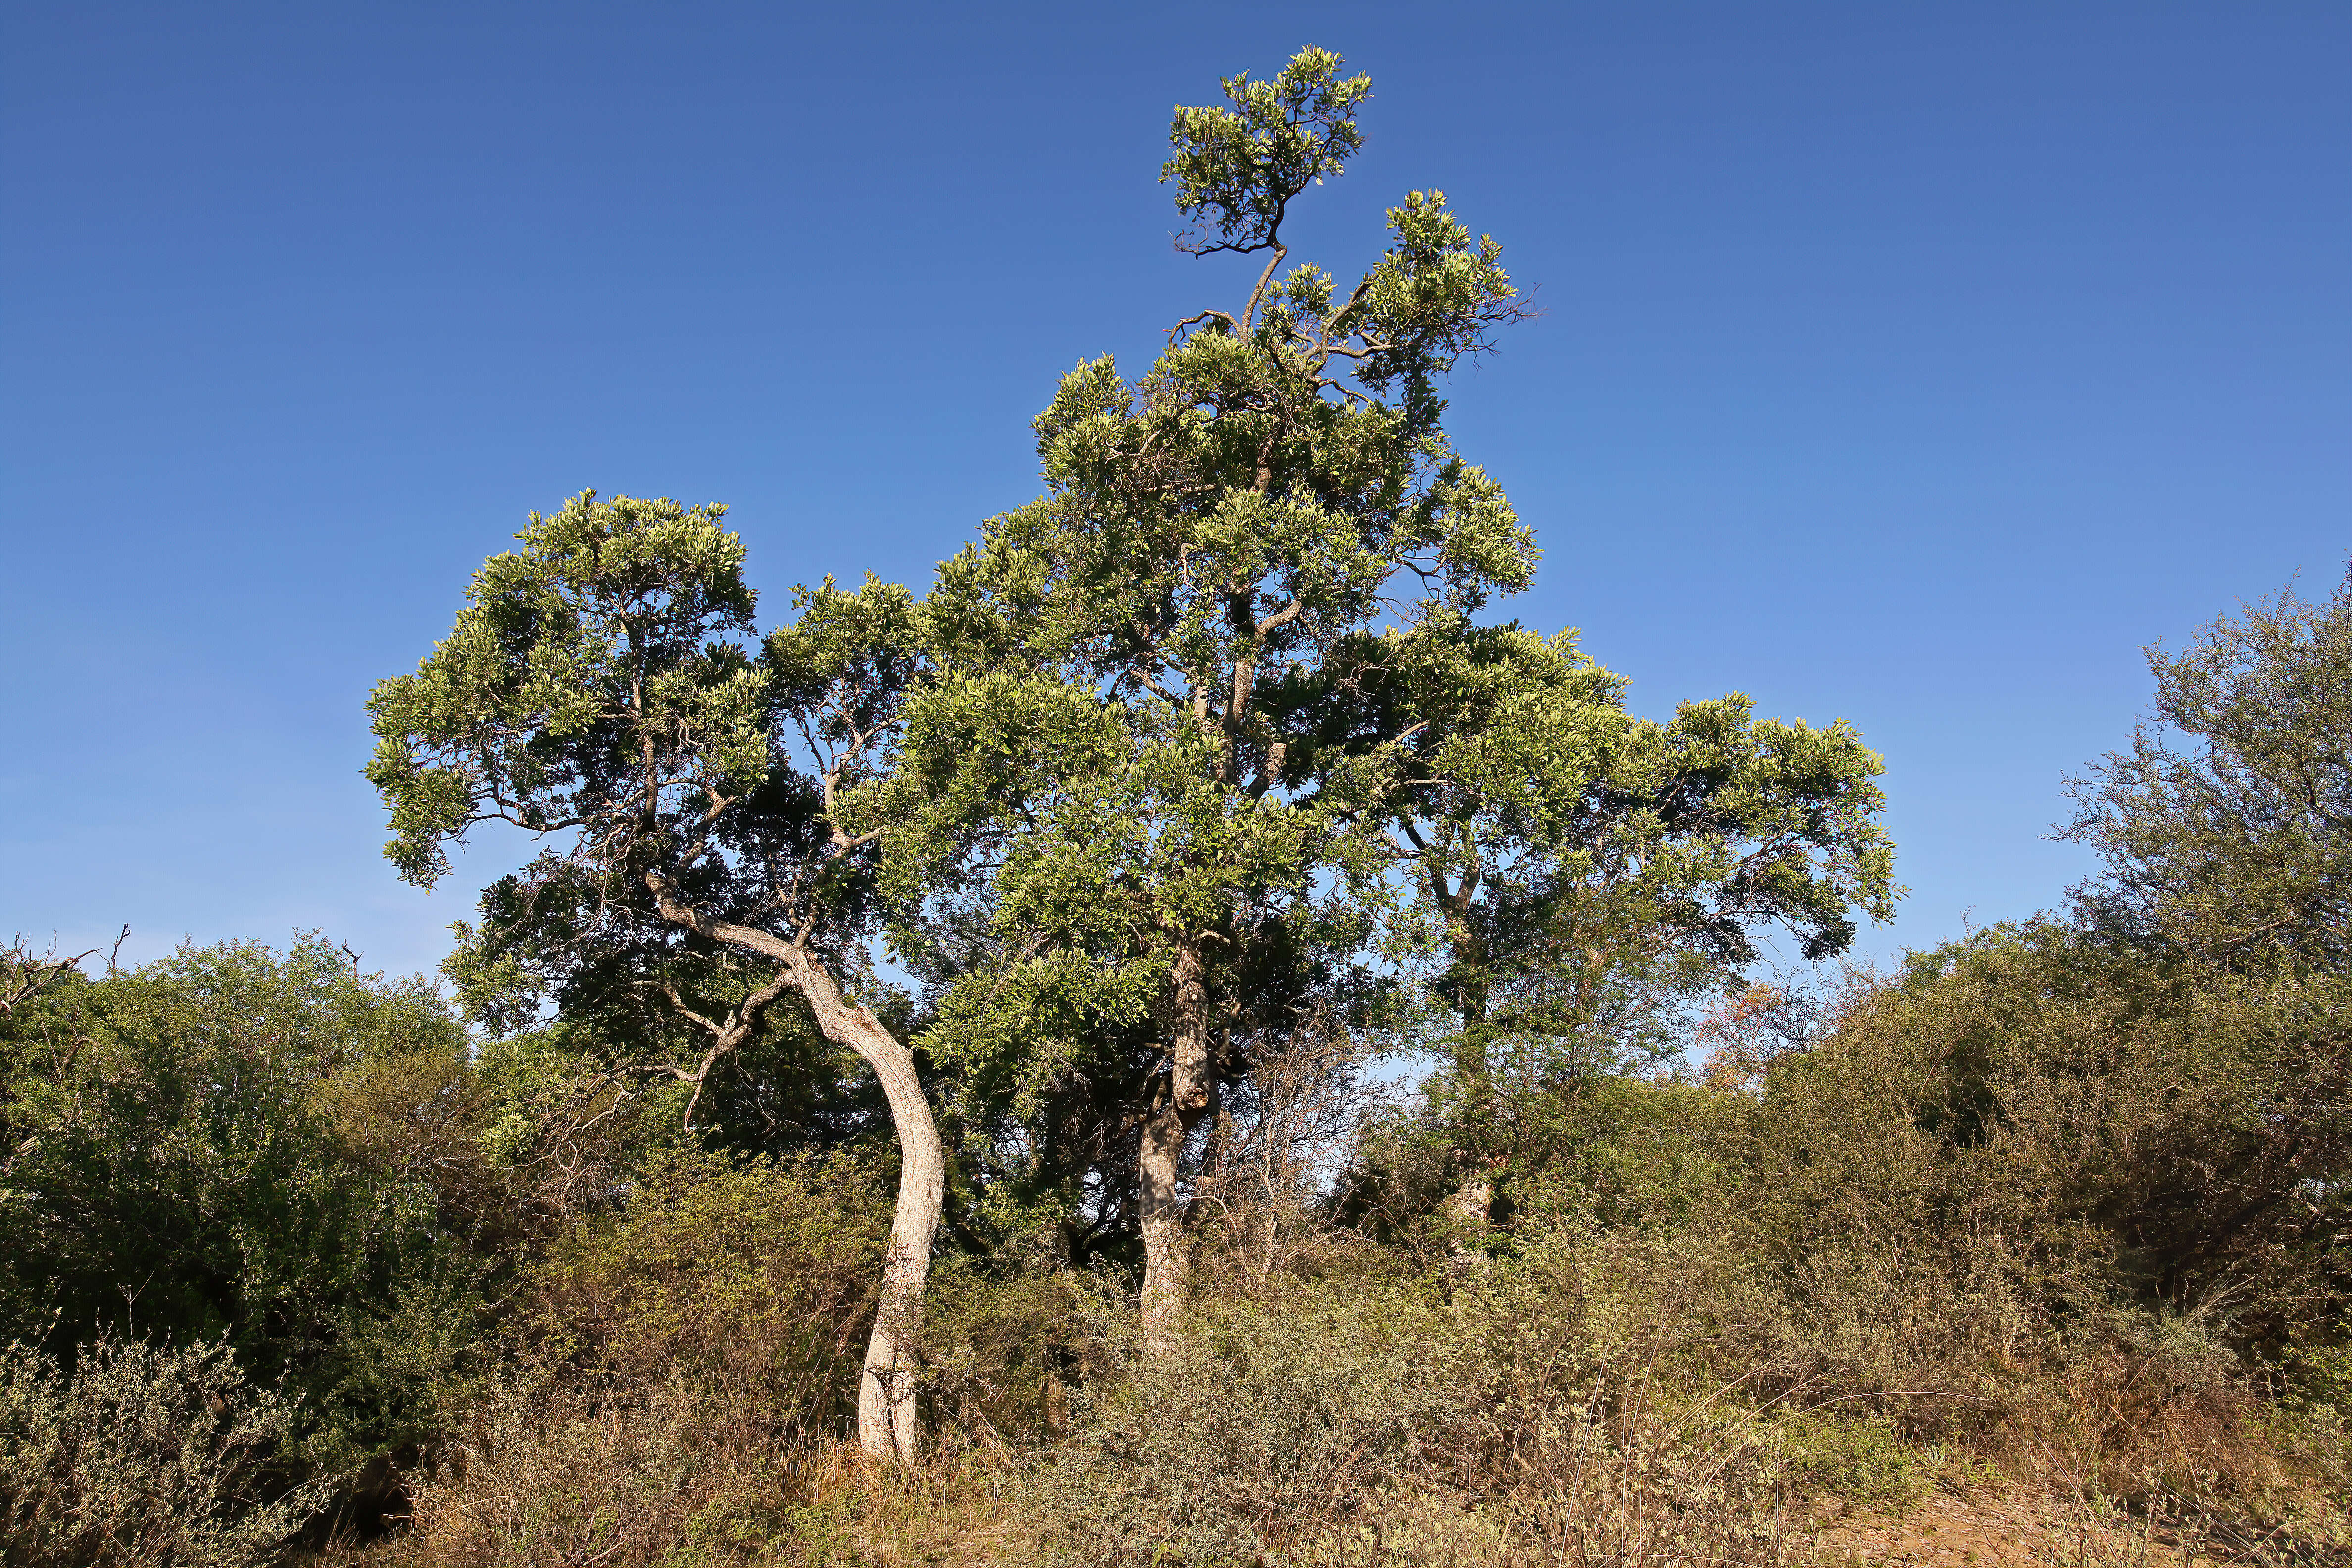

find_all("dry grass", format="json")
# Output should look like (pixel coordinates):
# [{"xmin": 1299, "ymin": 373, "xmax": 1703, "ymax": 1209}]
[{"xmin": 316, "ymin": 1377, "xmax": 1029, "ymax": 1568}]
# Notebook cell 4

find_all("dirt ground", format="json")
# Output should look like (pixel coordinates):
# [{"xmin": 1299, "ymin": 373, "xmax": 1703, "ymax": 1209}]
[{"xmin": 1810, "ymin": 1486, "xmax": 2202, "ymax": 1568}]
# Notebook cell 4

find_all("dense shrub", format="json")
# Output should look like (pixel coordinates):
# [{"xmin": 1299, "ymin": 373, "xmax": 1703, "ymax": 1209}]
[
  {"xmin": 0, "ymin": 939, "xmax": 492, "ymax": 1484},
  {"xmin": 373, "ymin": 1151, "xmax": 917, "ymax": 1568},
  {"xmin": 1029, "ymin": 1287, "xmax": 1458, "ymax": 1565},
  {"xmin": 0, "ymin": 1335, "xmax": 326, "ymax": 1567},
  {"xmin": 1741, "ymin": 925, "xmax": 2352, "ymax": 1356},
  {"xmin": 915, "ymin": 1252, "xmax": 1099, "ymax": 1444},
  {"xmin": 519, "ymin": 1147, "xmax": 891, "ymax": 1447}
]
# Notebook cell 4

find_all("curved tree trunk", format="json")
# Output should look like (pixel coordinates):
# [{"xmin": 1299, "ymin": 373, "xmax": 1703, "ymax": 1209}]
[
  {"xmin": 642, "ymin": 879, "xmax": 945, "ymax": 1459},
  {"xmin": 790, "ymin": 953, "xmax": 944, "ymax": 1459},
  {"xmin": 1138, "ymin": 938, "xmax": 1214, "ymax": 1357}
]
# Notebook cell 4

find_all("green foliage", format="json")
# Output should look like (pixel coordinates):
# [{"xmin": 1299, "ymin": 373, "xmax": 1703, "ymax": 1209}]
[
  {"xmin": 0, "ymin": 937, "xmax": 488, "ymax": 1477},
  {"xmin": 874, "ymin": 46, "xmax": 1536, "ymax": 1111},
  {"xmin": 2064, "ymin": 566, "xmax": 2352, "ymax": 974},
  {"xmin": 365, "ymin": 487, "xmax": 914, "ymax": 914},
  {"xmin": 368, "ymin": 490, "xmax": 923, "ymax": 1144},
  {"xmin": 0, "ymin": 1335, "xmax": 327, "ymax": 1567},
  {"xmin": 1742, "ymin": 923, "xmax": 2350, "ymax": 1352},
  {"xmin": 365, "ymin": 491, "xmax": 764, "ymax": 890},
  {"xmin": 1161, "ymin": 47, "xmax": 1369, "ymax": 259},
  {"xmin": 521, "ymin": 1148, "xmax": 892, "ymax": 1446},
  {"xmin": 1773, "ymin": 1411, "xmax": 1930, "ymax": 1507},
  {"xmin": 1377, "ymin": 629, "xmax": 1898, "ymax": 1008}
]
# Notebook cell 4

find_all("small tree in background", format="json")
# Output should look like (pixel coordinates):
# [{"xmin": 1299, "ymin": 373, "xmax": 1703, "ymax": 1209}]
[
  {"xmin": 1331, "ymin": 620, "xmax": 1895, "ymax": 1072},
  {"xmin": 2048, "ymin": 565, "xmax": 2352, "ymax": 1340},
  {"xmin": 2064, "ymin": 565, "xmax": 2352, "ymax": 975}
]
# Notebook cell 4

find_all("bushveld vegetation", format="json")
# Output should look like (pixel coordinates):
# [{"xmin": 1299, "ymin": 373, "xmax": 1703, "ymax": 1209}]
[{"xmin": 3, "ymin": 46, "xmax": 2346, "ymax": 1568}]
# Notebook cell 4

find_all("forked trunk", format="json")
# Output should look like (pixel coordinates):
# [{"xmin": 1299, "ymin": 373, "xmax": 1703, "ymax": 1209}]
[
  {"xmin": 792, "ymin": 955, "xmax": 945, "ymax": 1459},
  {"xmin": 1138, "ymin": 938, "xmax": 1214, "ymax": 1356}
]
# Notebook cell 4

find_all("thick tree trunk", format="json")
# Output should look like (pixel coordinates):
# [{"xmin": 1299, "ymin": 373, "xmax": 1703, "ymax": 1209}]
[
  {"xmin": 791, "ymin": 955, "xmax": 944, "ymax": 1460},
  {"xmin": 1445, "ymin": 1172, "xmax": 1495, "ymax": 1227},
  {"xmin": 1138, "ymin": 938, "xmax": 1214, "ymax": 1356}
]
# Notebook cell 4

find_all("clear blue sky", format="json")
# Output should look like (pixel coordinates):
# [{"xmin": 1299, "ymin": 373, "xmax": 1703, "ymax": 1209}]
[{"xmin": 3, "ymin": 2, "xmax": 2346, "ymax": 981}]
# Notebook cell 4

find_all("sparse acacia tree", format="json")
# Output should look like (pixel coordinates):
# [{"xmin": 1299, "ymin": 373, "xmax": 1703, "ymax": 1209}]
[
  {"xmin": 367, "ymin": 493, "xmax": 942, "ymax": 1457},
  {"xmin": 2065, "ymin": 566, "xmax": 2352, "ymax": 975}
]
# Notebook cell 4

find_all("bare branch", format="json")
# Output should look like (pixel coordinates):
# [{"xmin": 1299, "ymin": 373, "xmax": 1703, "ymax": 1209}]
[{"xmin": 1, "ymin": 934, "xmax": 112, "ymax": 1017}]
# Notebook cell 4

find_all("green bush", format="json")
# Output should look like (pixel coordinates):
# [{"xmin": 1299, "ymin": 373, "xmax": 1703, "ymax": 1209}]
[
  {"xmin": 0, "ymin": 1336, "xmax": 326, "ymax": 1567},
  {"xmin": 1741, "ymin": 925, "xmax": 2351, "ymax": 1355},
  {"xmin": 0, "ymin": 938, "xmax": 492, "ymax": 1483},
  {"xmin": 1029, "ymin": 1286, "xmax": 1459, "ymax": 1566}
]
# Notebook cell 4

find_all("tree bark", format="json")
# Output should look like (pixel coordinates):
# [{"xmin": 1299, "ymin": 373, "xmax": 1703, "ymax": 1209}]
[
  {"xmin": 639, "ymin": 876, "xmax": 944, "ymax": 1458},
  {"xmin": 790, "ymin": 953, "xmax": 944, "ymax": 1460},
  {"xmin": 1138, "ymin": 937, "xmax": 1214, "ymax": 1356}
]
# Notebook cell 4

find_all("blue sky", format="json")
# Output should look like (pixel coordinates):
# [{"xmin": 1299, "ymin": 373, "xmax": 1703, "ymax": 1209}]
[{"xmin": 3, "ymin": 2, "xmax": 2346, "ymax": 982}]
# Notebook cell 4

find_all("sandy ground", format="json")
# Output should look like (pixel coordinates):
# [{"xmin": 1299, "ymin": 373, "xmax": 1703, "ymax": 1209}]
[{"xmin": 1810, "ymin": 1486, "xmax": 2202, "ymax": 1568}]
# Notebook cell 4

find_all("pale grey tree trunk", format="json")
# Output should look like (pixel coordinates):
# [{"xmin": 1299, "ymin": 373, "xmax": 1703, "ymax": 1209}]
[
  {"xmin": 792, "ymin": 954, "xmax": 944, "ymax": 1459},
  {"xmin": 643, "ymin": 879, "xmax": 945, "ymax": 1460}
]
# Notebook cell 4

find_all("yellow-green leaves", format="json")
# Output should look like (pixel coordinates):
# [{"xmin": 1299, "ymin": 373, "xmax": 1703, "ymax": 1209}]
[
  {"xmin": 1345, "ymin": 191, "xmax": 1525, "ymax": 409},
  {"xmin": 365, "ymin": 491, "xmax": 768, "ymax": 890},
  {"xmin": 1161, "ymin": 46, "xmax": 1370, "ymax": 257}
]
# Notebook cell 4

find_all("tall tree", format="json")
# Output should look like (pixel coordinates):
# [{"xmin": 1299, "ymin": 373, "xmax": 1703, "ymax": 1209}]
[
  {"xmin": 871, "ymin": 47, "xmax": 1528, "ymax": 1349},
  {"xmin": 367, "ymin": 492, "xmax": 943, "ymax": 1457},
  {"xmin": 873, "ymin": 46, "xmax": 1897, "ymax": 1349}
]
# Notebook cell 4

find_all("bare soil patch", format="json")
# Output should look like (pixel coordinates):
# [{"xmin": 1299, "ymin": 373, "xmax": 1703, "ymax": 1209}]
[{"xmin": 1812, "ymin": 1486, "xmax": 2203, "ymax": 1568}]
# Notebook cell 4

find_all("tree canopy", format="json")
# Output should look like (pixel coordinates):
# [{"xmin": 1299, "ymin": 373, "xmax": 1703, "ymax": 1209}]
[
  {"xmin": 366, "ymin": 492, "xmax": 945, "ymax": 1457},
  {"xmin": 859, "ymin": 45, "xmax": 1896, "ymax": 1344},
  {"xmin": 2065, "ymin": 567, "xmax": 2352, "ymax": 975}
]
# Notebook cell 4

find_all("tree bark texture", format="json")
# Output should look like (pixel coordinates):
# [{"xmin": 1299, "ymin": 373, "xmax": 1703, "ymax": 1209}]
[
  {"xmin": 641, "ymin": 876, "xmax": 944, "ymax": 1458},
  {"xmin": 1138, "ymin": 937, "xmax": 1214, "ymax": 1356},
  {"xmin": 791, "ymin": 953, "xmax": 944, "ymax": 1460}
]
